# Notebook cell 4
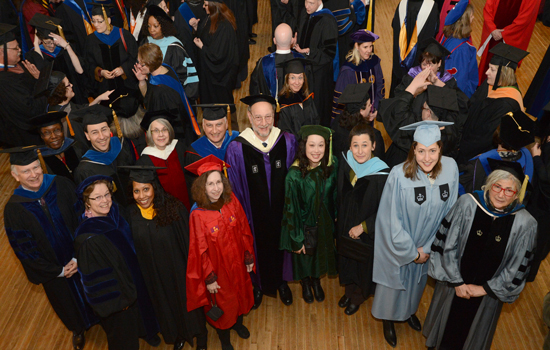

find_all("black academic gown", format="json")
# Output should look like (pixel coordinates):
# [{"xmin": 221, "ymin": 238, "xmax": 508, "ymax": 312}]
[
  {"xmin": 296, "ymin": 10, "xmax": 338, "ymax": 126},
  {"xmin": 278, "ymin": 93, "xmax": 319, "ymax": 138},
  {"xmin": 54, "ymin": 0, "xmax": 88, "ymax": 55},
  {"xmin": 0, "ymin": 64, "xmax": 46, "ymax": 146},
  {"xmin": 173, "ymin": 1, "xmax": 207, "ymax": 64},
  {"xmin": 43, "ymin": 144, "xmax": 81, "ymax": 182},
  {"xmin": 83, "ymin": 27, "xmax": 138, "ymax": 97},
  {"xmin": 337, "ymin": 159, "xmax": 389, "ymax": 298},
  {"xmin": 4, "ymin": 176, "xmax": 98, "ymax": 334},
  {"xmin": 224, "ymin": 0, "xmax": 250, "ymax": 83},
  {"xmin": 127, "ymin": 204, "xmax": 207, "ymax": 345},
  {"xmin": 458, "ymin": 82, "xmax": 522, "ymax": 165}
]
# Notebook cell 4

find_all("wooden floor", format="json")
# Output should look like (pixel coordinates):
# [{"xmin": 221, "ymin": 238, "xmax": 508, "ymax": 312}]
[{"xmin": 1, "ymin": 0, "xmax": 550, "ymax": 349}]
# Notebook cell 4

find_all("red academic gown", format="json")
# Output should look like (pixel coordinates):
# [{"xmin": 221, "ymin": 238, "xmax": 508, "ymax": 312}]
[
  {"xmin": 478, "ymin": 0, "xmax": 540, "ymax": 83},
  {"xmin": 186, "ymin": 193, "xmax": 255, "ymax": 329}
]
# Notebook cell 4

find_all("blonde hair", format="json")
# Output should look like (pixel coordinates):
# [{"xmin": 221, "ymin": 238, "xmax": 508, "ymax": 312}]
[
  {"xmin": 482, "ymin": 169, "xmax": 522, "ymax": 205},
  {"xmin": 443, "ymin": 4, "xmax": 474, "ymax": 39},
  {"xmin": 498, "ymin": 66, "xmax": 517, "ymax": 87},
  {"xmin": 345, "ymin": 42, "xmax": 373, "ymax": 66}
]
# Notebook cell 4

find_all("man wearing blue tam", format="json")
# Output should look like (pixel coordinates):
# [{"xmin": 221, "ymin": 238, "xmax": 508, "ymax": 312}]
[{"xmin": 371, "ymin": 120, "xmax": 459, "ymax": 347}]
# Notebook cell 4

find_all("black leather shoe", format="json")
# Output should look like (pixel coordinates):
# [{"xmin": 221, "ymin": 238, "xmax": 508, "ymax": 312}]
[
  {"xmin": 252, "ymin": 287, "xmax": 263, "ymax": 309},
  {"xmin": 383, "ymin": 320, "xmax": 397, "ymax": 347},
  {"xmin": 73, "ymin": 331, "xmax": 85, "ymax": 350},
  {"xmin": 311, "ymin": 278, "xmax": 325, "ymax": 302},
  {"xmin": 300, "ymin": 277, "xmax": 314, "ymax": 303},
  {"xmin": 174, "ymin": 340, "xmax": 185, "ymax": 350},
  {"xmin": 338, "ymin": 295, "xmax": 351, "ymax": 308},
  {"xmin": 232, "ymin": 324, "xmax": 250, "ymax": 339},
  {"xmin": 278, "ymin": 283, "xmax": 293, "ymax": 306},
  {"xmin": 248, "ymin": 39, "xmax": 256, "ymax": 45},
  {"xmin": 145, "ymin": 334, "xmax": 161, "ymax": 347},
  {"xmin": 344, "ymin": 303, "xmax": 360, "ymax": 315},
  {"xmin": 249, "ymin": 33, "xmax": 257, "ymax": 38},
  {"xmin": 407, "ymin": 314, "xmax": 422, "ymax": 331}
]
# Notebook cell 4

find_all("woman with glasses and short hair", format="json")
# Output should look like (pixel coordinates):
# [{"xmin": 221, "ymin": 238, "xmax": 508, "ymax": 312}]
[{"xmin": 424, "ymin": 160, "xmax": 537, "ymax": 350}]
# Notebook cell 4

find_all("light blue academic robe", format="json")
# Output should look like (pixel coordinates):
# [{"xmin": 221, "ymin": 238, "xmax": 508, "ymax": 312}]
[{"xmin": 371, "ymin": 156, "xmax": 459, "ymax": 321}]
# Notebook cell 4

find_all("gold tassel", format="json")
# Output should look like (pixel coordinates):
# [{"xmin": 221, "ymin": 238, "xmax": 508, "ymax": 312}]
[
  {"xmin": 328, "ymin": 132, "xmax": 333, "ymax": 166},
  {"xmin": 223, "ymin": 162, "xmax": 228, "ymax": 178},
  {"xmin": 519, "ymin": 175, "xmax": 529, "ymax": 203},
  {"xmin": 46, "ymin": 21, "xmax": 66, "ymax": 41},
  {"xmin": 102, "ymin": 5, "xmax": 113, "ymax": 32},
  {"xmin": 66, "ymin": 115, "xmax": 75, "ymax": 137},
  {"xmin": 36, "ymin": 149, "xmax": 48, "ymax": 174},
  {"xmin": 112, "ymin": 110, "xmax": 123, "ymax": 139},
  {"xmin": 227, "ymin": 105, "xmax": 232, "ymax": 134}
]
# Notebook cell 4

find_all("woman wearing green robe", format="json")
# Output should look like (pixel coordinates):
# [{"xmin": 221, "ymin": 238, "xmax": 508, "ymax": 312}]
[{"xmin": 280, "ymin": 125, "xmax": 338, "ymax": 304}]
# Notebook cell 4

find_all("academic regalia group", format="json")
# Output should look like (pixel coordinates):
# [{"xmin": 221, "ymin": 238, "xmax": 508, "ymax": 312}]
[{"xmin": 2, "ymin": 0, "xmax": 550, "ymax": 349}]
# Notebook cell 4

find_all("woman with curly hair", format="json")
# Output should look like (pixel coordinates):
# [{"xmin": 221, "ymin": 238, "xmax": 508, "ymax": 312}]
[
  {"xmin": 277, "ymin": 58, "xmax": 319, "ymax": 138},
  {"xmin": 185, "ymin": 155, "xmax": 255, "ymax": 350},
  {"xmin": 125, "ymin": 166, "xmax": 208, "ymax": 350},
  {"xmin": 140, "ymin": 5, "xmax": 199, "ymax": 100},
  {"xmin": 280, "ymin": 125, "xmax": 338, "ymax": 304}
]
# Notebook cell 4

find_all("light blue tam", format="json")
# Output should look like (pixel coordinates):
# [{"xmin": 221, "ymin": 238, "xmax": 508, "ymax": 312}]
[{"xmin": 399, "ymin": 120, "xmax": 454, "ymax": 147}]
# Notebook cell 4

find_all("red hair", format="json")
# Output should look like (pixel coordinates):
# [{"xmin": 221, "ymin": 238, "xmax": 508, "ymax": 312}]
[{"xmin": 208, "ymin": 2, "xmax": 237, "ymax": 34}]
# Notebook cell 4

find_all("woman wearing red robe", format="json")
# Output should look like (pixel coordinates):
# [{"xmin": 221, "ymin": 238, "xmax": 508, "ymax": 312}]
[
  {"xmin": 185, "ymin": 155, "xmax": 255, "ymax": 350},
  {"xmin": 477, "ymin": 0, "xmax": 540, "ymax": 84}
]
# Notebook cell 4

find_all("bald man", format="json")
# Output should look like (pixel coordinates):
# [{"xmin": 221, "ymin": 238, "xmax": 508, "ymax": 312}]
[{"xmin": 249, "ymin": 23, "xmax": 312, "ymax": 97}]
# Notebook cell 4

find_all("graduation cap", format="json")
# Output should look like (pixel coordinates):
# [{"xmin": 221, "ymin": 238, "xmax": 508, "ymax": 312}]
[
  {"xmin": 193, "ymin": 103, "xmax": 234, "ymax": 132},
  {"xmin": 349, "ymin": 29, "xmax": 379, "ymax": 43},
  {"xmin": 0, "ymin": 145, "xmax": 48, "ymax": 174},
  {"xmin": 108, "ymin": 94, "xmax": 139, "ymax": 119},
  {"xmin": 29, "ymin": 13, "xmax": 65, "ymax": 40},
  {"xmin": 118, "ymin": 165, "xmax": 166, "ymax": 184},
  {"xmin": 140, "ymin": 109, "xmax": 179, "ymax": 131},
  {"xmin": 146, "ymin": 0, "xmax": 166, "ymax": 6},
  {"xmin": 337, "ymin": 83, "xmax": 373, "ymax": 114},
  {"xmin": 184, "ymin": 154, "xmax": 231, "ymax": 177},
  {"xmin": 487, "ymin": 158, "xmax": 530, "ymax": 203},
  {"xmin": 418, "ymin": 38, "xmax": 451, "ymax": 75},
  {"xmin": 298, "ymin": 125, "xmax": 334, "ymax": 166},
  {"xmin": 29, "ymin": 111, "xmax": 68, "ymax": 131},
  {"xmin": 33, "ymin": 62, "xmax": 66, "ymax": 98},
  {"xmin": 1, "ymin": 24, "xmax": 17, "ymax": 71},
  {"xmin": 71, "ymin": 104, "xmax": 113, "ymax": 128},
  {"xmin": 276, "ymin": 57, "xmax": 310, "ymax": 76},
  {"xmin": 76, "ymin": 175, "xmax": 113, "ymax": 200},
  {"xmin": 240, "ymin": 94, "xmax": 277, "ymax": 107},
  {"xmin": 89, "ymin": 2, "xmax": 115, "ymax": 17},
  {"xmin": 444, "ymin": 0, "xmax": 469, "ymax": 26},
  {"xmin": 489, "ymin": 43, "xmax": 529, "ymax": 90},
  {"xmin": 426, "ymin": 86, "xmax": 459, "ymax": 118},
  {"xmin": 147, "ymin": 4, "xmax": 172, "ymax": 23},
  {"xmin": 499, "ymin": 111, "xmax": 535, "ymax": 150},
  {"xmin": 399, "ymin": 120, "xmax": 454, "ymax": 147}
]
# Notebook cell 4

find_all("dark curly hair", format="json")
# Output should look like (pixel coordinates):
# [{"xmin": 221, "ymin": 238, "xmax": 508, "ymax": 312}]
[
  {"xmin": 190, "ymin": 170, "xmax": 233, "ymax": 209},
  {"xmin": 296, "ymin": 136, "xmax": 333, "ymax": 179},
  {"xmin": 145, "ymin": 12, "xmax": 179, "ymax": 38},
  {"xmin": 128, "ymin": 179, "xmax": 184, "ymax": 226},
  {"xmin": 47, "ymin": 81, "xmax": 68, "ymax": 106},
  {"xmin": 339, "ymin": 107, "xmax": 366, "ymax": 130}
]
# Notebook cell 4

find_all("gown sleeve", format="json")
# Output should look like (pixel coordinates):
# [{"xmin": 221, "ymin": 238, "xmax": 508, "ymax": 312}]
[
  {"xmin": 280, "ymin": 169, "xmax": 306, "ymax": 252},
  {"xmin": 373, "ymin": 62, "xmax": 385, "ymax": 110},
  {"xmin": 308, "ymin": 15, "xmax": 338, "ymax": 68},
  {"xmin": 120, "ymin": 30, "xmax": 138, "ymax": 78},
  {"xmin": 232, "ymin": 194, "xmax": 256, "ymax": 270}
]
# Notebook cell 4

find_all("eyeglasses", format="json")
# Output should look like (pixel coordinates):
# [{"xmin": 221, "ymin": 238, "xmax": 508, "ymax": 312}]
[
  {"xmin": 6, "ymin": 45, "xmax": 20, "ymax": 51},
  {"xmin": 491, "ymin": 184, "xmax": 517, "ymax": 197},
  {"xmin": 151, "ymin": 128, "xmax": 169, "ymax": 135},
  {"xmin": 89, "ymin": 193, "xmax": 112, "ymax": 201},
  {"xmin": 42, "ymin": 128, "xmax": 63, "ymax": 138},
  {"xmin": 252, "ymin": 115, "xmax": 274, "ymax": 123}
]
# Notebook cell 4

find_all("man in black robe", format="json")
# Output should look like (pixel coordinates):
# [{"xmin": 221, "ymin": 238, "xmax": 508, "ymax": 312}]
[
  {"xmin": 2, "ymin": 147, "xmax": 98, "ymax": 350},
  {"xmin": 0, "ymin": 23, "xmax": 46, "ymax": 147},
  {"xmin": 294, "ymin": 0, "xmax": 338, "ymax": 126},
  {"xmin": 73, "ymin": 105, "xmax": 135, "ymax": 206},
  {"xmin": 225, "ymin": 95, "xmax": 296, "ymax": 308}
]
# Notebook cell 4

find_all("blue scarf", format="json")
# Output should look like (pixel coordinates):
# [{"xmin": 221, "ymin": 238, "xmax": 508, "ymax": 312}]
[
  {"xmin": 344, "ymin": 151, "xmax": 388, "ymax": 179},
  {"xmin": 14, "ymin": 174, "xmax": 56, "ymax": 199},
  {"xmin": 40, "ymin": 44, "xmax": 63, "ymax": 58},
  {"xmin": 147, "ymin": 36, "xmax": 182, "ymax": 60},
  {"xmin": 94, "ymin": 26, "xmax": 121, "ymax": 46},
  {"xmin": 40, "ymin": 138, "xmax": 75, "ymax": 157},
  {"xmin": 82, "ymin": 137, "xmax": 122, "ymax": 165},
  {"xmin": 191, "ymin": 130, "xmax": 239, "ymax": 160}
]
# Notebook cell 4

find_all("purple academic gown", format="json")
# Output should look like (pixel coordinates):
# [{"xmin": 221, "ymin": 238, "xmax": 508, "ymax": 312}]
[{"xmin": 225, "ymin": 131, "xmax": 296, "ymax": 295}]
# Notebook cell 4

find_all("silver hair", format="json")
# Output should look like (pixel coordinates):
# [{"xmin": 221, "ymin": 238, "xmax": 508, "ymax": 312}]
[
  {"xmin": 110, "ymin": 106, "xmax": 146, "ymax": 139},
  {"xmin": 10, "ymin": 164, "xmax": 17, "ymax": 174},
  {"xmin": 481, "ymin": 169, "xmax": 522, "ymax": 204},
  {"xmin": 145, "ymin": 118, "xmax": 175, "ymax": 147}
]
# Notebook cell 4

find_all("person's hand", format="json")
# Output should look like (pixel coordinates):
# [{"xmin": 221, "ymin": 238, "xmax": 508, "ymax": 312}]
[
  {"xmin": 112, "ymin": 66, "xmax": 124, "ymax": 77},
  {"xmin": 101, "ymin": 69, "xmax": 115, "ymax": 79},
  {"xmin": 49, "ymin": 33, "xmax": 68, "ymax": 48},
  {"xmin": 367, "ymin": 109, "xmax": 377, "ymax": 122},
  {"xmin": 491, "ymin": 29, "xmax": 504, "ymax": 41},
  {"xmin": 21, "ymin": 60, "xmax": 40, "ymax": 79},
  {"xmin": 293, "ymin": 245, "xmax": 306, "ymax": 254},
  {"xmin": 348, "ymin": 224, "xmax": 364, "ymax": 239},
  {"xmin": 64, "ymin": 260, "xmax": 78, "ymax": 278},
  {"xmin": 455, "ymin": 284, "xmax": 471, "ymax": 299},
  {"xmin": 189, "ymin": 18, "xmax": 199, "ymax": 31},
  {"xmin": 207, "ymin": 281, "xmax": 221, "ymax": 293},
  {"xmin": 290, "ymin": 32, "xmax": 297, "ymax": 49},
  {"xmin": 194, "ymin": 37, "xmax": 204, "ymax": 49},
  {"xmin": 133, "ymin": 64, "xmax": 147, "ymax": 81},
  {"xmin": 466, "ymin": 284, "xmax": 487, "ymax": 297},
  {"xmin": 405, "ymin": 68, "xmax": 432, "ymax": 96},
  {"xmin": 94, "ymin": 89, "xmax": 115, "ymax": 103},
  {"xmin": 414, "ymin": 247, "xmax": 430, "ymax": 264},
  {"xmin": 246, "ymin": 263, "xmax": 254, "ymax": 273},
  {"xmin": 294, "ymin": 43, "xmax": 309, "ymax": 55},
  {"xmin": 33, "ymin": 29, "xmax": 41, "ymax": 47},
  {"xmin": 281, "ymin": 0, "xmax": 289, "ymax": 4},
  {"xmin": 531, "ymin": 142, "xmax": 542, "ymax": 157}
]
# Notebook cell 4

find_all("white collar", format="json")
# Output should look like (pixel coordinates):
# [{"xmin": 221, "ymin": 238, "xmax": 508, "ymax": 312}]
[
  {"xmin": 207, "ymin": 134, "xmax": 225, "ymax": 149},
  {"xmin": 316, "ymin": 3, "xmax": 324, "ymax": 11},
  {"xmin": 141, "ymin": 139, "xmax": 178, "ymax": 160},
  {"xmin": 276, "ymin": 49, "xmax": 291, "ymax": 54}
]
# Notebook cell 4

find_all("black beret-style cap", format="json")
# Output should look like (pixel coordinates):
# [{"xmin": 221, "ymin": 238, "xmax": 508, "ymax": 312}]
[
  {"xmin": 426, "ymin": 85, "xmax": 459, "ymax": 112},
  {"xmin": 29, "ymin": 13, "xmax": 62, "ymax": 38},
  {"xmin": 489, "ymin": 43, "xmax": 529, "ymax": 71},
  {"xmin": 118, "ymin": 165, "xmax": 166, "ymax": 184},
  {"xmin": 140, "ymin": 109, "xmax": 179, "ymax": 130},
  {"xmin": 0, "ymin": 145, "xmax": 39, "ymax": 166},
  {"xmin": 240, "ymin": 94, "xmax": 277, "ymax": 106},
  {"xmin": 147, "ymin": 4, "xmax": 172, "ymax": 23},
  {"xmin": 487, "ymin": 157, "xmax": 526, "ymax": 184},
  {"xmin": 419, "ymin": 37, "xmax": 451, "ymax": 58},
  {"xmin": 499, "ymin": 111, "xmax": 535, "ymax": 150},
  {"xmin": 0, "ymin": 23, "xmax": 16, "ymax": 46}
]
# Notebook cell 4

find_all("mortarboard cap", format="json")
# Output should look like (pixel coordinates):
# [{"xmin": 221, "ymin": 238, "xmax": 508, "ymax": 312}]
[
  {"xmin": 184, "ymin": 154, "xmax": 230, "ymax": 176},
  {"xmin": 487, "ymin": 158, "xmax": 526, "ymax": 184},
  {"xmin": 147, "ymin": 4, "xmax": 172, "ymax": 22},
  {"xmin": 193, "ymin": 103, "xmax": 232, "ymax": 121},
  {"xmin": 419, "ymin": 37, "xmax": 451, "ymax": 58},
  {"xmin": 118, "ymin": 165, "xmax": 166, "ymax": 184},
  {"xmin": 240, "ymin": 94, "xmax": 277, "ymax": 107},
  {"xmin": 489, "ymin": 43, "xmax": 529, "ymax": 71},
  {"xmin": 29, "ymin": 13, "xmax": 62, "ymax": 38},
  {"xmin": 146, "ymin": 0, "xmax": 165, "ymax": 6},
  {"xmin": 89, "ymin": 2, "xmax": 115, "ymax": 17},
  {"xmin": 399, "ymin": 120, "xmax": 454, "ymax": 147},
  {"xmin": 76, "ymin": 175, "xmax": 113, "ymax": 199},
  {"xmin": 338, "ymin": 83, "xmax": 373, "ymax": 114},
  {"xmin": 0, "ymin": 145, "xmax": 40, "ymax": 166},
  {"xmin": 140, "ymin": 109, "xmax": 179, "ymax": 130},
  {"xmin": 427, "ymin": 85, "xmax": 459, "ymax": 113},
  {"xmin": 71, "ymin": 104, "xmax": 113, "ymax": 129},
  {"xmin": 349, "ymin": 29, "xmax": 379, "ymax": 43},
  {"xmin": 499, "ymin": 111, "xmax": 535, "ymax": 150},
  {"xmin": 0, "ymin": 23, "xmax": 16, "ymax": 46},
  {"xmin": 29, "ymin": 111, "xmax": 68, "ymax": 130},
  {"xmin": 277, "ymin": 57, "xmax": 309, "ymax": 75},
  {"xmin": 109, "ymin": 94, "xmax": 139, "ymax": 119},
  {"xmin": 444, "ymin": 0, "xmax": 469, "ymax": 26},
  {"xmin": 33, "ymin": 62, "xmax": 66, "ymax": 98}
]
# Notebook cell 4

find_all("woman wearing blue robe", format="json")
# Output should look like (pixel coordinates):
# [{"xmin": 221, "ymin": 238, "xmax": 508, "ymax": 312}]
[
  {"xmin": 84, "ymin": 4, "xmax": 138, "ymax": 97},
  {"xmin": 371, "ymin": 121, "xmax": 459, "ymax": 347},
  {"xmin": 332, "ymin": 30, "xmax": 384, "ymax": 122},
  {"xmin": 439, "ymin": 0, "xmax": 478, "ymax": 98}
]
